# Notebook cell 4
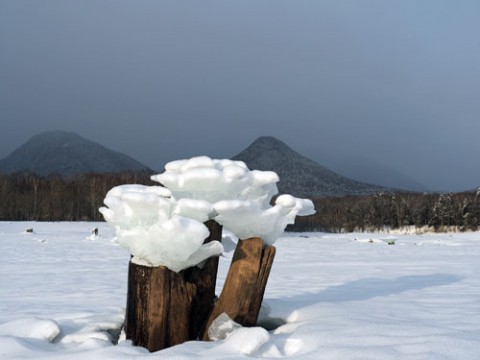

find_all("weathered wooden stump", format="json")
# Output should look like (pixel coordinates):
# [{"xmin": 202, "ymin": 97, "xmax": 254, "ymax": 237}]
[
  {"xmin": 203, "ymin": 237, "xmax": 276, "ymax": 340},
  {"xmin": 184, "ymin": 220, "xmax": 222, "ymax": 340},
  {"xmin": 125, "ymin": 262, "xmax": 194, "ymax": 351},
  {"xmin": 125, "ymin": 220, "xmax": 222, "ymax": 352},
  {"xmin": 124, "ymin": 224, "xmax": 276, "ymax": 349}
]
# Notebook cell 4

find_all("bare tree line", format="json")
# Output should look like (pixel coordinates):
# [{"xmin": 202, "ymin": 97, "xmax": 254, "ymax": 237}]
[
  {"xmin": 0, "ymin": 171, "xmax": 155, "ymax": 221},
  {"xmin": 291, "ymin": 191, "xmax": 480, "ymax": 233},
  {"xmin": 1, "ymin": 172, "xmax": 479, "ymax": 233}
]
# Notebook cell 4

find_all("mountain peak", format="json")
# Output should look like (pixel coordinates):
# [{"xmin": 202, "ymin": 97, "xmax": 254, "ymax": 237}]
[
  {"xmin": 245, "ymin": 136, "xmax": 298, "ymax": 155},
  {"xmin": 0, "ymin": 131, "xmax": 151, "ymax": 176},
  {"xmin": 31, "ymin": 130, "xmax": 80, "ymax": 139},
  {"xmin": 233, "ymin": 136, "xmax": 387, "ymax": 197},
  {"xmin": 251, "ymin": 136, "xmax": 288, "ymax": 146}
]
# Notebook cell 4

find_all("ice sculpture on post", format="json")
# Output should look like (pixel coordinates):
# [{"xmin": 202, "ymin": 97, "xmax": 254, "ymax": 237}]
[
  {"xmin": 100, "ymin": 156, "xmax": 315, "ymax": 351},
  {"xmin": 151, "ymin": 156, "xmax": 315, "ymax": 340},
  {"xmin": 99, "ymin": 183, "xmax": 224, "ymax": 351}
]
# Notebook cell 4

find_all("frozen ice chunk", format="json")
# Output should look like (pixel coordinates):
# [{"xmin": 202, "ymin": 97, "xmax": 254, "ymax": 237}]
[
  {"xmin": 275, "ymin": 194, "xmax": 316, "ymax": 221},
  {"xmin": 208, "ymin": 312, "xmax": 242, "ymax": 341},
  {"xmin": 207, "ymin": 313, "xmax": 270, "ymax": 355},
  {"xmin": 172, "ymin": 198, "xmax": 215, "ymax": 223},
  {"xmin": 215, "ymin": 195, "xmax": 315, "ymax": 245},
  {"xmin": 101, "ymin": 157, "xmax": 315, "ymax": 268},
  {"xmin": 150, "ymin": 156, "xmax": 315, "ymax": 244},
  {"xmin": 106, "ymin": 184, "xmax": 171, "ymax": 199},
  {"xmin": 100, "ymin": 184, "xmax": 223, "ymax": 272},
  {"xmin": 100, "ymin": 184, "xmax": 173, "ymax": 228},
  {"xmin": 178, "ymin": 240, "xmax": 224, "ymax": 271},
  {"xmin": 152, "ymin": 157, "xmax": 279, "ymax": 206}
]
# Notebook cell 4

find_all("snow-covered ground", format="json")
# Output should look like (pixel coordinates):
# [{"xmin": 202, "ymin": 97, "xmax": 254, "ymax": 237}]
[{"xmin": 1, "ymin": 222, "xmax": 479, "ymax": 359}]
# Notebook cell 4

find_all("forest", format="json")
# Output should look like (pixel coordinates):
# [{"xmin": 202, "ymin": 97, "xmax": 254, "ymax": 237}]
[
  {"xmin": 0, "ymin": 171, "xmax": 156, "ymax": 222},
  {"xmin": 1, "ymin": 171, "xmax": 479, "ymax": 233},
  {"xmin": 292, "ymin": 191, "xmax": 480, "ymax": 233}
]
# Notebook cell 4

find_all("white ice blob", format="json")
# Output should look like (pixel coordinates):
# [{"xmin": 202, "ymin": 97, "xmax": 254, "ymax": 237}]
[
  {"xmin": 207, "ymin": 313, "xmax": 270, "ymax": 355},
  {"xmin": 208, "ymin": 313, "xmax": 242, "ymax": 341},
  {"xmin": 215, "ymin": 194, "xmax": 315, "ymax": 245},
  {"xmin": 172, "ymin": 198, "xmax": 215, "ymax": 223},
  {"xmin": 101, "ymin": 157, "xmax": 315, "ymax": 266},
  {"xmin": 100, "ymin": 184, "xmax": 223, "ymax": 272},
  {"xmin": 151, "ymin": 156, "xmax": 315, "ymax": 244},
  {"xmin": 152, "ymin": 156, "xmax": 279, "ymax": 207}
]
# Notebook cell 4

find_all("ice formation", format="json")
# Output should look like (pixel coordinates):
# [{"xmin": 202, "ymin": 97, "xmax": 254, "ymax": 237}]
[
  {"xmin": 215, "ymin": 194, "xmax": 315, "ymax": 245},
  {"xmin": 207, "ymin": 312, "xmax": 270, "ymax": 355},
  {"xmin": 152, "ymin": 156, "xmax": 315, "ymax": 244},
  {"xmin": 152, "ymin": 156, "xmax": 279, "ymax": 207},
  {"xmin": 99, "ymin": 184, "xmax": 223, "ymax": 272},
  {"xmin": 207, "ymin": 313, "xmax": 242, "ymax": 341},
  {"xmin": 100, "ymin": 156, "xmax": 315, "ymax": 271}
]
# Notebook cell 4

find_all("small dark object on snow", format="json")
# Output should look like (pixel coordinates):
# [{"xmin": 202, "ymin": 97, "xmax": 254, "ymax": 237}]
[{"xmin": 92, "ymin": 228, "xmax": 98, "ymax": 236}]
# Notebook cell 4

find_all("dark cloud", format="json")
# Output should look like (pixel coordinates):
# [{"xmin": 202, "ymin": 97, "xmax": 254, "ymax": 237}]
[{"xmin": 1, "ymin": 1, "xmax": 479, "ymax": 191}]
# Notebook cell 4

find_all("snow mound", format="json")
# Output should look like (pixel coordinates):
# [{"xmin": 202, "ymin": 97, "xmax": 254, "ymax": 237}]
[
  {"xmin": 0, "ymin": 318, "xmax": 60, "ymax": 342},
  {"xmin": 208, "ymin": 312, "xmax": 270, "ymax": 355},
  {"xmin": 221, "ymin": 326, "xmax": 270, "ymax": 355}
]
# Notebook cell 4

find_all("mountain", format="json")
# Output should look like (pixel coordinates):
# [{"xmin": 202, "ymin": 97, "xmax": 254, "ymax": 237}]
[
  {"xmin": 318, "ymin": 154, "xmax": 428, "ymax": 192},
  {"xmin": 232, "ymin": 136, "xmax": 389, "ymax": 198},
  {"xmin": 0, "ymin": 131, "xmax": 151, "ymax": 176}
]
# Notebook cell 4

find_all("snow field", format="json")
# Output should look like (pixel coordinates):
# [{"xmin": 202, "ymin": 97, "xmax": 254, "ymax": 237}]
[{"xmin": 1, "ymin": 222, "xmax": 480, "ymax": 359}]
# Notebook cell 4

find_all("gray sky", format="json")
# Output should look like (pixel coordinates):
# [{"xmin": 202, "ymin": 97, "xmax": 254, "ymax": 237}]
[{"xmin": 1, "ymin": 0, "xmax": 479, "ymax": 192}]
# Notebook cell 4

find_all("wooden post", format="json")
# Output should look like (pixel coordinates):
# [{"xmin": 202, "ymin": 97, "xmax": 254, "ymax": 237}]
[
  {"xmin": 124, "ymin": 220, "xmax": 222, "ymax": 351},
  {"xmin": 124, "ymin": 262, "xmax": 194, "ymax": 351},
  {"xmin": 184, "ymin": 220, "xmax": 222, "ymax": 340},
  {"xmin": 203, "ymin": 237, "xmax": 276, "ymax": 340},
  {"xmin": 124, "ymin": 224, "xmax": 277, "ymax": 348}
]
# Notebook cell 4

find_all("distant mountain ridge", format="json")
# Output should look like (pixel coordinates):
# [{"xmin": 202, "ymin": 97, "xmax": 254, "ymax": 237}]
[
  {"xmin": 0, "ymin": 131, "xmax": 151, "ymax": 176},
  {"xmin": 1, "ymin": 132, "xmax": 396, "ymax": 197},
  {"xmin": 233, "ymin": 136, "xmax": 389, "ymax": 198},
  {"xmin": 316, "ymin": 154, "xmax": 428, "ymax": 192}
]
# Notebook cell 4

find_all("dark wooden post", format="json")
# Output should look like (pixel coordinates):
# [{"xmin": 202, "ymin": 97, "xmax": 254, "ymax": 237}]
[
  {"xmin": 124, "ymin": 262, "xmax": 194, "ymax": 351},
  {"xmin": 203, "ymin": 237, "xmax": 276, "ymax": 340},
  {"xmin": 184, "ymin": 220, "xmax": 222, "ymax": 340},
  {"xmin": 124, "ymin": 220, "xmax": 222, "ymax": 352}
]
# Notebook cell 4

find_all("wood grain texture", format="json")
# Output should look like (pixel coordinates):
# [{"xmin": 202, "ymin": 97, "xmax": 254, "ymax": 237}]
[
  {"xmin": 185, "ymin": 220, "xmax": 222, "ymax": 340},
  {"xmin": 203, "ymin": 237, "xmax": 276, "ymax": 340},
  {"xmin": 124, "ymin": 220, "xmax": 223, "ymax": 351},
  {"xmin": 125, "ymin": 262, "xmax": 193, "ymax": 351}
]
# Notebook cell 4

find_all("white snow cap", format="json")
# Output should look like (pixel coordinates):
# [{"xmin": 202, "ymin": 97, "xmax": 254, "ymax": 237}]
[
  {"xmin": 215, "ymin": 194, "xmax": 315, "ymax": 245},
  {"xmin": 101, "ymin": 157, "xmax": 315, "ymax": 270},
  {"xmin": 152, "ymin": 156, "xmax": 315, "ymax": 245},
  {"xmin": 152, "ymin": 156, "xmax": 279, "ymax": 207},
  {"xmin": 99, "ymin": 184, "xmax": 222, "ymax": 272}
]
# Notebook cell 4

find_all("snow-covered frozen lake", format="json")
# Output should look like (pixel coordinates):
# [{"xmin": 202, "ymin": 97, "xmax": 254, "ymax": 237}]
[{"xmin": 1, "ymin": 222, "xmax": 479, "ymax": 359}]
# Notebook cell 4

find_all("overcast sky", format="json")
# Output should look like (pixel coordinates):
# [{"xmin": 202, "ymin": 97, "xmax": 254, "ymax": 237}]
[{"xmin": 1, "ymin": 1, "xmax": 479, "ymax": 192}]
